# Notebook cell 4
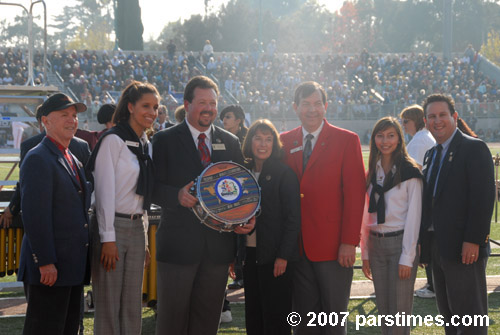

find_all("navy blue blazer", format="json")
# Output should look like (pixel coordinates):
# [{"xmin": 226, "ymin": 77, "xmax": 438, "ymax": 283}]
[
  {"xmin": 9, "ymin": 132, "xmax": 90, "ymax": 217},
  {"xmin": 152, "ymin": 121, "xmax": 244, "ymax": 265},
  {"xmin": 420, "ymin": 130, "xmax": 495, "ymax": 262},
  {"xmin": 18, "ymin": 137, "xmax": 91, "ymax": 286}
]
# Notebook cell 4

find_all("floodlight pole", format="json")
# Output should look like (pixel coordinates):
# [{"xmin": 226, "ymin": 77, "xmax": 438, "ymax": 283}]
[
  {"xmin": 259, "ymin": 0, "xmax": 263, "ymax": 52},
  {"xmin": 0, "ymin": 1, "xmax": 48, "ymax": 86},
  {"xmin": 442, "ymin": 0, "xmax": 453, "ymax": 60},
  {"xmin": 113, "ymin": 0, "xmax": 119, "ymax": 50}
]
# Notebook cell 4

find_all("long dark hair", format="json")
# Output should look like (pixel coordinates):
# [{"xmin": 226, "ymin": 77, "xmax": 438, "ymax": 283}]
[
  {"xmin": 242, "ymin": 119, "xmax": 283, "ymax": 167},
  {"xmin": 113, "ymin": 81, "xmax": 159, "ymax": 124},
  {"xmin": 366, "ymin": 116, "xmax": 418, "ymax": 188},
  {"xmin": 457, "ymin": 117, "xmax": 478, "ymax": 138}
]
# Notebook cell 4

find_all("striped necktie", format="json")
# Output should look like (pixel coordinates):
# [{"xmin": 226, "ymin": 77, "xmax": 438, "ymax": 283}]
[{"xmin": 198, "ymin": 133, "xmax": 211, "ymax": 168}]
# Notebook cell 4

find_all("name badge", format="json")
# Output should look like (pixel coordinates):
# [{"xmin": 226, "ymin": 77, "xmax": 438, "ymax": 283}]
[
  {"xmin": 212, "ymin": 143, "xmax": 226, "ymax": 151},
  {"xmin": 125, "ymin": 140, "xmax": 139, "ymax": 148},
  {"xmin": 290, "ymin": 146, "xmax": 302, "ymax": 154}
]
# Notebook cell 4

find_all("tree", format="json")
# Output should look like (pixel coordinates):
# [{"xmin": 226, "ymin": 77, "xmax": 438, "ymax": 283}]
[
  {"xmin": 218, "ymin": 1, "xmax": 257, "ymax": 52},
  {"xmin": 248, "ymin": 0, "xmax": 307, "ymax": 17},
  {"xmin": 180, "ymin": 14, "xmax": 221, "ymax": 51},
  {"xmin": 277, "ymin": 0, "xmax": 330, "ymax": 52},
  {"xmin": 150, "ymin": 19, "xmax": 186, "ymax": 52},
  {"xmin": 0, "ymin": 15, "xmax": 45, "ymax": 48},
  {"xmin": 332, "ymin": 1, "xmax": 370, "ymax": 53},
  {"xmin": 51, "ymin": 0, "xmax": 114, "ymax": 49},
  {"xmin": 480, "ymin": 30, "xmax": 500, "ymax": 66},
  {"xmin": 116, "ymin": 0, "xmax": 144, "ymax": 50}
]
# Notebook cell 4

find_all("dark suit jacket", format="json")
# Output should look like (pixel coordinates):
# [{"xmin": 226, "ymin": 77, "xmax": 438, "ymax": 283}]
[
  {"xmin": 246, "ymin": 157, "xmax": 301, "ymax": 265},
  {"xmin": 420, "ymin": 130, "xmax": 495, "ymax": 263},
  {"xmin": 152, "ymin": 121, "xmax": 244, "ymax": 265},
  {"xmin": 9, "ymin": 132, "xmax": 91, "ymax": 216},
  {"xmin": 18, "ymin": 137, "xmax": 92, "ymax": 286}
]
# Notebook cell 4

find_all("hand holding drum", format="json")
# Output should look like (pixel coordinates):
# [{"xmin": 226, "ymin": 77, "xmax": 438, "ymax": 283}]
[
  {"xmin": 178, "ymin": 181, "xmax": 198, "ymax": 208},
  {"xmin": 189, "ymin": 161, "xmax": 261, "ymax": 232}
]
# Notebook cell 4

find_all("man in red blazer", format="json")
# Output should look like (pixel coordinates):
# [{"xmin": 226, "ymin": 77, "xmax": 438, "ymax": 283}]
[{"xmin": 281, "ymin": 82, "xmax": 365, "ymax": 335}]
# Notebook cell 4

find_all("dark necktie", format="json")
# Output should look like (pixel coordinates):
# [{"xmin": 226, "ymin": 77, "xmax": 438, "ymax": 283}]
[
  {"xmin": 198, "ymin": 133, "xmax": 211, "ymax": 168},
  {"xmin": 427, "ymin": 144, "xmax": 443, "ymax": 204},
  {"xmin": 303, "ymin": 134, "xmax": 314, "ymax": 171}
]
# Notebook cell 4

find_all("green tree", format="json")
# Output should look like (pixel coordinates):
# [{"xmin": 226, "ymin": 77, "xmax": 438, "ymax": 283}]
[
  {"xmin": 480, "ymin": 30, "xmax": 500, "ymax": 66},
  {"xmin": 52, "ymin": 0, "xmax": 114, "ymax": 49},
  {"xmin": 218, "ymin": 0, "xmax": 257, "ymax": 52},
  {"xmin": 116, "ymin": 0, "xmax": 144, "ymax": 50},
  {"xmin": 149, "ymin": 19, "xmax": 185, "ymax": 52},
  {"xmin": 277, "ymin": 0, "xmax": 330, "ymax": 52},
  {"xmin": 0, "ymin": 15, "xmax": 45, "ymax": 48},
  {"xmin": 180, "ymin": 14, "xmax": 221, "ymax": 51},
  {"xmin": 248, "ymin": 0, "xmax": 307, "ymax": 17}
]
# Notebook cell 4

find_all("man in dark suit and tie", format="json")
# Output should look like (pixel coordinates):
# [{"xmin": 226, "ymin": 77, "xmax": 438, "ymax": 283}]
[
  {"xmin": 153, "ymin": 104, "xmax": 175, "ymax": 132},
  {"xmin": 420, "ymin": 94, "xmax": 494, "ymax": 335},
  {"xmin": 18, "ymin": 93, "xmax": 92, "ymax": 334},
  {"xmin": 0, "ymin": 103, "xmax": 91, "ymax": 228},
  {"xmin": 152, "ymin": 76, "xmax": 255, "ymax": 335}
]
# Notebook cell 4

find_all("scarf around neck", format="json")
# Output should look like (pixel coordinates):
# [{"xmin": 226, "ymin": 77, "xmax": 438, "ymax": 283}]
[
  {"xmin": 86, "ymin": 121, "xmax": 154, "ymax": 210},
  {"xmin": 368, "ymin": 160, "xmax": 422, "ymax": 224}
]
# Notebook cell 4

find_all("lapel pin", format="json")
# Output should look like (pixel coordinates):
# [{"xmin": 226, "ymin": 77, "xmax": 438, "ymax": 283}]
[
  {"xmin": 321, "ymin": 142, "xmax": 325, "ymax": 146},
  {"xmin": 293, "ymin": 140, "xmax": 298, "ymax": 146},
  {"xmin": 266, "ymin": 175, "xmax": 271, "ymax": 181},
  {"xmin": 216, "ymin": 138, "xmax": 222, "ymax": 143},
  {"xmin": 449, "ymin": 152, "xmax": 453, "ymax": 162}
]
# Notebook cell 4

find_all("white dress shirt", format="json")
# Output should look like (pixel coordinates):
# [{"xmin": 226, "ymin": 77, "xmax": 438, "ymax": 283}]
[
  {"xmin": 406, "ymin": 128, "xmax": 435, "ymax": 166},
  {"xmin": 93, "ymin": 133, "xmax": 151, "ymax": 243},
  {"xmin": 360, "ymin": 160, "xmax": 423, "ymax": 267},
  {"xmin": 186, "ymin": 119, "xmax": 212, "ymax": 155}
]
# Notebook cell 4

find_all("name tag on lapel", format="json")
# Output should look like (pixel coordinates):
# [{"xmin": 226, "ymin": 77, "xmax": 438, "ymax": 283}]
[
  {"xmin": 125, "ymin": 140, "xmax": 139, "ymax": 148},
  {"xmin": 290, "ymin": 146, "xmax": 302, "ymax": 154},
  {"xmin": 212, "ymin": 143, "xmax": 226, "ymax": 151}
]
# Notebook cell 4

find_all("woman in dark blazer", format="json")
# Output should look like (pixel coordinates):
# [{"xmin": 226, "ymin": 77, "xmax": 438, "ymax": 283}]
[{"xmin": 241, "ymin": 119, "xmax": 301, "ymax": 335}]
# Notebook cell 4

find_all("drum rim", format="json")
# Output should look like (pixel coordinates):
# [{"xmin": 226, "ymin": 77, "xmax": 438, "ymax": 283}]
[{"xmin": 195, "ymin": 161, "xmax": 261, "ymax": 225}]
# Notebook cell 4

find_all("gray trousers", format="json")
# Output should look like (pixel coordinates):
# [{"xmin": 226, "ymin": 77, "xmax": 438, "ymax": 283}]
[
  {"xmin": 431, "ymin": 238, "xmax": 488, "ymax": 335},
  {"xmin": 293, "ymin": 256, "xmax": 353, "ymax": 335},
  {"xmin": 368, "ymin": 233, "xmax": 418, "ymax": 335},
  {"xmin": 155, "ymin": 254, "xmax": 229, "ymax": 335},
  {"xmin": 91, "ymin": 215, "xmax": 147, "ymax": 335}
]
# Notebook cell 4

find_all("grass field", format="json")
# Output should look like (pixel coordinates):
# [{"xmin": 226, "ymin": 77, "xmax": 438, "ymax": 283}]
[
  {"xmin": 1, "ymin": 146, "xmax": 500, "ymax": 333},
  {"xmin": 1, "ymin": 295, "xmax": 500, "ymax": 334}
]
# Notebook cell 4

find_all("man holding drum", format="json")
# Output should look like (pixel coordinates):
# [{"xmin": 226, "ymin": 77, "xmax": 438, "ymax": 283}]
[
  {"xmin": 281, "ymin": 81, "xmax": 366, "ymax": 335},
  {"xmin": 152, "ymin": 75, "xmax": 255, "ymax": 335}
]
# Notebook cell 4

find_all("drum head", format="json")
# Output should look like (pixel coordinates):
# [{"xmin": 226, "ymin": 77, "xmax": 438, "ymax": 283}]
[{"xmin": 196, "ymin": 161, "xmax": 260, "ymax": 225}]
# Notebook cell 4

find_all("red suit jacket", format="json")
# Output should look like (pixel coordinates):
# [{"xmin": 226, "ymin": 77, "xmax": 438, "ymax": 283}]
[{"xmin": 280, "ymin": 120, "xmax": 366, "ymax": 262}]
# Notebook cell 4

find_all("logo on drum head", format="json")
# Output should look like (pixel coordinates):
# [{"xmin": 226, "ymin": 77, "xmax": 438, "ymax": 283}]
[{"xmin": 215, "ymin": 176, "xmax": 242, "ymax": 203}]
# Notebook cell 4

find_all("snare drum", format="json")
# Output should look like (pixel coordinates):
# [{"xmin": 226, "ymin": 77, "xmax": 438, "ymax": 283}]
[{"xmin": 191, "ymin": 161, "xmax": 261, "ymax": 232}]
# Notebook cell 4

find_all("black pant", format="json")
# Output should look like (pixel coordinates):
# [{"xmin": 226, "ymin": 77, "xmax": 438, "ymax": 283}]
[
  {"xmin": 431, "ymin": 240, "xmax": 488, "ymax": 335},
  {"xmin": 243, "ymin": 247, "xmax": 294, "ymax": 335},
  {"xmin": 23, "ymin": 284, "xmax": 83, "ymax": 335}
]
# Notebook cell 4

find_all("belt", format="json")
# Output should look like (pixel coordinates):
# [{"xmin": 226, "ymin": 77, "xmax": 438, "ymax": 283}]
[
  {"xmin": 115, "ymin": 212, "xmax": 143, "ymax": 220},
  {"xmin": 370, "ymin": 230, "xmax": 404, "ymax": 238}
]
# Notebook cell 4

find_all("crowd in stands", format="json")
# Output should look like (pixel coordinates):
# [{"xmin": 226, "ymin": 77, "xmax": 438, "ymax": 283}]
[
  {"xmin": 2, "ymin": 46, "xmax": 500, "ymax": 141},
  {"xmin": 210, "ymin": 46, "xmax": 500, "ymax": 122}
]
